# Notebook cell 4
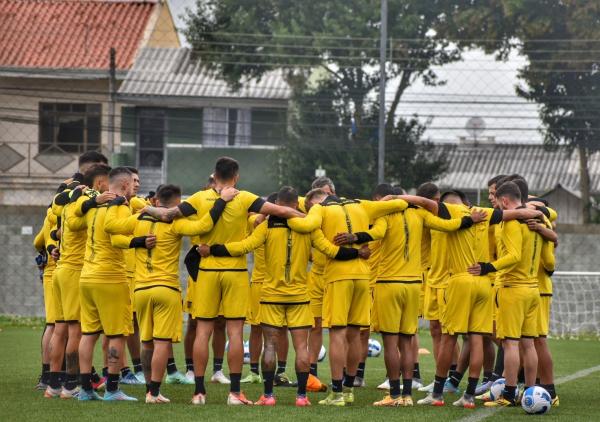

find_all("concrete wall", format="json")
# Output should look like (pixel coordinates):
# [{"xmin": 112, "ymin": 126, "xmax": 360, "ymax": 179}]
[{"xmin": 554, "ymin": 224, "xmax": 600, "ymax": 271}]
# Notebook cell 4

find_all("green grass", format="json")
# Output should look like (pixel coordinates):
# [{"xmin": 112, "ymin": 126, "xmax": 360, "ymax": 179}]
[{"xmin": 1, "ymin": 324, "xmax": 600, "ymax": 421}]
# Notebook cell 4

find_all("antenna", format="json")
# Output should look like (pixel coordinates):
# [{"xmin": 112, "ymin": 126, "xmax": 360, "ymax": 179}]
[{"xmin": 465, "ymin": 116, "xmax": 486, "ymax": 142}]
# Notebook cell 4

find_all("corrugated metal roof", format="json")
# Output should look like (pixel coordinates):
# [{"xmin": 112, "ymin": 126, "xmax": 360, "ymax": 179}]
[
  {"xmin": 0, "ymin": 0, "xmax": 156, "ymax": 71},
  {"xmin": 433, "ymin": 143, "xmax": 600, "ymax": 194},
  {"xmin": 117, "ymin": 47, "xmax": 292, "ymax": 101}
]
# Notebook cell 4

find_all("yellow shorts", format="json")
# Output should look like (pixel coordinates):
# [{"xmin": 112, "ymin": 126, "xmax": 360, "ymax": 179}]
[
  {"xmin": 184, "ymin": 276, "xmax": 194, "ymax": 315},
  {"xmin": 370, "ymin": 287, "xmax": 379, "ymax": 332},
  {"xmin": 248, "ymin": 281, "xmax": 263, "ymax": 326},
  {"xmin": 80, "ymin": 281, "xmax": 133, "ymax": 337},
  {"xmin": 492, "ymin": 284, "xmax": 500, "ymax": 321},
  {"xmin": 537, "ymin": 295, "xmax": 551, "ymax": 337},
  {"xmin": 444, "ymin": 274, "xmax": 493, "ymax": 336},
  {"xmin": 307, "ymin": 271, "xmax": 325, "ymax": 318},
  {"xmin": 127, "ymin": 276, "xmax": 135, "ymax": 317},
  {"xmin": 374, "ymin": 281, "xmax": 420, "ymax": 335},
  {"xmin": 259, "ymin": 302, "xmax": 313, "ymax": 329},
  {"xmin": 43, "ymin": 279, "xmax": 57, "ymax": 324},
  {"xmin": 52, "ymin": 267, "xmax": 81, "ymax": 322},
  {"xmin": 192, "ymin": 270, "xmax": 249, "ymax": 319},
  {"xmin": 322, "ymin": 279, "xmax": 370, "ymax": 328},
  {"xmin": 419, "ymin": 272, "xmax": 427, "ymax": 317},
  {"xmin": 134, "ymin": 286, "xmax": 183, "ymax": 343},
  {"xmin": 424, "ymin": 285, "xmax": 447, "ymax": 321},
  {"xmin": 496, "ymin": 286, "xmax": 540, "ymax": 340}
]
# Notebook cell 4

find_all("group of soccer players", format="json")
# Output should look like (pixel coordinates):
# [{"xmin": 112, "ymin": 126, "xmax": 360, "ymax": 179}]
[{"xmin": 33, "ymin": 151, "xmax": 560, "ymax": 409}]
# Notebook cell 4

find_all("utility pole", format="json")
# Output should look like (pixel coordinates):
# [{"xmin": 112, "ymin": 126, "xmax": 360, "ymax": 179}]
[
  {"xmin": 377, "ymin": 0, "xmax": 387, "ymax": 184},
  {"xmin": 108, "ymin": 48, "xmax": 116, "ymax": 155}
]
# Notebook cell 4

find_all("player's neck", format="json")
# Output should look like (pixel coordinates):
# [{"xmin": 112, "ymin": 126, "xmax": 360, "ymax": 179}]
[{"xmin": 214, "ymin": 180, "xmax": 235, "ymax": 192}]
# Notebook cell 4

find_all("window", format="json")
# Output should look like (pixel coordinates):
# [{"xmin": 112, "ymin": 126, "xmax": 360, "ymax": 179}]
[
  {"xmin": 39, "ymin": 103, "xmax": 101, "ymax": 153},
  {"xmin": 202, "ymin": 107, "xmax": 251, "ymax": 146}
]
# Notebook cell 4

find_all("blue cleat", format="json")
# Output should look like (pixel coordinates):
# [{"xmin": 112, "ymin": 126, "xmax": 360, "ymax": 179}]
[
  {"xmin": 166, "ymin": 371, "xmax": 194, "ymax": 385},
  {"xmin": 120, "ymin": 372, "xmax": 144, "ymax": 385},
  {"xmin": 103, "ymin": 389, "xmax": 138, "ymax": 401},
  {"xmin": 443, "ymin": 379, "xmax": 461, "ymax": 394},
  {"xmin": 134, "ymin": 372, "xmax": 146, "ymax": 384},
  {"xmin": 78, "ymin": 389, "xmax": 103, "ymax": 401}
]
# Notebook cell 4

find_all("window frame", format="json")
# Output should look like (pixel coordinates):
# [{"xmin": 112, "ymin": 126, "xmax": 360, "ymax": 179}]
[{"xmin": 38, "ymin": 102, "xmax": 102, "ymax": 153}]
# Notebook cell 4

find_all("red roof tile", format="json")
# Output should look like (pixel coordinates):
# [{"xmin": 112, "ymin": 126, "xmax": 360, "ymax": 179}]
[{"xmin": 0, "ymin": 0, "xmax": 157, "ymax": 71}]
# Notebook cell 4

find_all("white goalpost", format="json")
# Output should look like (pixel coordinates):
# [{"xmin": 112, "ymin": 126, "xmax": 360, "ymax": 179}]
[{"xmin": 550, "ymin": 272, "xmax": 600, "ymax": 337}]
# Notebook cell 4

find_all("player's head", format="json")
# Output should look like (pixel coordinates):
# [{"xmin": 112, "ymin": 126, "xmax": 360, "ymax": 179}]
[
  {"xmin": 510, "ymin": 178, "xmax": 529, "ymax": 204},
  {"xmin": 441, "ymin": 189, "xmax": 470, "ymax": 206},
  {"xmin": 266, "ymin": 192, "xmax": 278, "ymax": 204},
  {"xmin": 156, "ymin": 184, "xmax": 182, "ymax": 208},
  {"xmin": 78, "ymin": 151, "xmax": 108, "ymax": 173},
  {"xmin": 83, "ymin": 164, "xmax": 111, "ymax": 193},
  {"xmin": 495, "ymin": 181, "xmax": 521, "ymax": 210},
  {"xmin": 125, "ymin": 167, "xmax": 140, "ymax": 196},
  {"xmin": 487, "ymin": 175, "xmax": 506, "ymax": 208},
  {"xmin": 214, "ymin": 157, "xmax": 239, "ymax": 185},
  {"xmin": 205, "ymin": 174, "xmax": 217, "ymax": 190},
  {"xmin": 276, "ymin": 186, "xmax": 299, "ymax": 209},
  {"xmin": 372, "ymin": 183, "xmax": 394, "ymax": 201},
  {"xmin": 416, "ymin": 182, "xmax": 441, "ymax": 201},
  {"xmin": 311, "ymin": 176, "xmax": 335, "ymax": 196},
  {"xmin": 304, "ymin": 188, "xmax": 328, "ymax": 211},
  {"xmin": 109, "ymin": 167, "xmax": 134, "ymax": 198}
]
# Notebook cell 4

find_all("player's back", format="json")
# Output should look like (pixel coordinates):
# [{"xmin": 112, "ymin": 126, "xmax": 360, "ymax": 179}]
[
  {"xmin": 58, "ymin": 201, "xmax": 87, "ymax": 270},
  {"xmin": 442, "ymin": 203, "xmax": 477, "ymax": 275},
  {"xmin": 377, "ymin": 209, "xmax": 423, "ymax": 281},
  {"xmin": 500, "ymin": 220, "xmax": 543, "ymax": 287}
]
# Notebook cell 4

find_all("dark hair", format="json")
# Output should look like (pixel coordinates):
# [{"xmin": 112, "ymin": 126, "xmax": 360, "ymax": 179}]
[
  {"xmin": 125, "ymin": 166, "xmax": 139, "ymax": 175},
  {"xmin": 214, "ymin": 157, "xmax": 239, "ymax": 181},
  {"xmin": 416, "ymin": 182, "xmax": 439, "ymax": 200},
  {"xmin": 311, "ymin": 176, "xmax": 335, "ymax": 193},
  {"xmin": 109, "ymin": 166, "xmax": 133, "ymax": 182},
  {"xmin": 277, "ymin": 186, "xmax": 298, "ymax": 205},
  {"xmin": 156, "ymin": 184, "xmax": 181, "ymax": 204},
  {"xmin": 441, "ymin": 189, "xmax": 470, "ymax": 206},
  {"xmin": 305, "ymin": 188, "xmax": 327, "ymax": 204},
  {"xmin": 79, "ymin": 151, "xmax": 108, "ymax": 166},
  {"xmin": 83, "ymin": 164, "xmax": 111, "ymax": 187},
  {"xmin": 372, "ymin": 183, "xmax": 395, "ymax": 199},
  {"xmin": 487, "ymin": 174, "xmax": 507, "ymax": 187},
  {"xmin": 266, "ymin": 192, "xmax": 278, "ymax": 204},
  {"xmin": 510, "ymin": 178, "xmax": 528, "ymax": 201},
  {"xmin": 495, "ymin": 181, "xmax": 521, "ymax": 201}
]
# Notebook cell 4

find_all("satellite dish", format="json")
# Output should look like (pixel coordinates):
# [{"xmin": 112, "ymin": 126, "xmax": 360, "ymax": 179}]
[{"xmin": 466, "ymin": 116, "xmax": 486, "ymax": 140}]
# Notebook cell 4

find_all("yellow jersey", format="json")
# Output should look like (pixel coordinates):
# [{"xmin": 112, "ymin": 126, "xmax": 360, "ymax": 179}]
[{"xmin": 248, "ymin": 215, "xmax": 266, "ymax": 282}]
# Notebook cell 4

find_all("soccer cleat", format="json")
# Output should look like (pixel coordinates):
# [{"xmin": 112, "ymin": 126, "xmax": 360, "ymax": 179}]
[
  {"xmin": 211, "ymin": 370, "xmax": 231, "ymax": 384},
  {"xmin": 443, "ymin": 379, "xmax": 461, "ymax": 394},
  {"xmin": 296, "ymin": 395, "xmax": 311, "ymax": 407},
  {"xmin": 254, "ymin": 394, "xmax": 276, "ymax": 406},
  {"xmin": 44, "ymin": 386, "xmax": 62, "ymax": 398},
  {"xmin": 240, "ymin": 372, "xmax": 262, "ymax": 384},
  {"xmin": 191, "ymin": 393, "xmax": 206, "ymax": 405},
  {"xmin": 417, "ymin": 393, "xmax": 445, "ymax": 406},
  {"xmin": 227, "ymin": 392, "xmax": 253, "ymax": 405},
  {"xmin": 418, "ymin": 381, "xmax": 435, "ymax": 392},
  {"xmin": 552, "ymin": 395, "xmax": 560, "ymax": 407},
  {"xmin": 78, "ymin": 389, "xmax": 103, "ymax": 401},
  {"xmin": 274, "ymin": 372, "xmax": 297, "ymax": 387},
  {"xmin": 60, "ymin": 387, "xmax": 80, "ymax": 399},
  {"xmin": 412, "ymin": 378, "xmax": 424, "ymax": 390},
  {"xmin": 121, "ymin": 372, "xmax": 144, "ymax": 385},
  {"xmin": 474, "ymin": 380, "xmax": 493, "ymax": 396},
  {"xmin": 92, "ymin": 376, "xmax": 107, "ymax": 390},
  {"xmin": 484, "ymin": 397, "xmax": 515, "ymax": 407},
  {"xmin": 145, "ymin": 392, "xmax": 170, "ymax": 404},
  {"xmin": 185, "ymin": 370, "xmax": 195, "ymax": 383},
  {"xmin": 306, "ymin": 374, "xmax": 327, "ymax": 392},
  {"xmin": 35, "ymin": 379, "xmax": 48, "ymax": 390},
  {"xmin": 134, "ymin": 372, "xmax": 146, "ymax": 384},
  {"xmin": 453, "ymin": 395, "xmax": 476, "ymax": 409},
  {"xmin": 103, "ymin": 389, "xmax": 138, "ymax": 401},
  {"xmin": 342, "ymin": 386, "xmax": 354, "ymax": 405},
  {"xmin": 377, "ymin": 378, "xmax": 391, "ymax": 390},
  {"xmin": 353, "ymin": 376, "xmax": 366, "ymax": 387},
  {"xmin": 373, "ymin": 395, "xmax": 404, "ymax": 407},
  {"xmin": 166, "ymin": 371, "xmax": 194, "ymax": 385},
  {"xmin": 318, "ymin": 392, "xmax": 346, "ymax": 406},
  {"xmin": 401, "ymin": 396, "xmax": 414, "ymax": 407},
  {"xmin": 475, "ymin": 391, "xmax": 492, "ymax": 401}
]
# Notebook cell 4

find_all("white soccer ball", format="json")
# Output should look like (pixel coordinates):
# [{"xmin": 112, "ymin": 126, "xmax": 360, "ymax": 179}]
[
  {"xmin": 521, "ymin": 386, "xmax": 552, "ymax": 415},
  {"xmin": 318, "ymin": 345, "xmax": 327, "ymax": 362},
  {"xmin": 243, "ymin": 340, "xmax": 251, "ymax": 364},
  {"xmin": 367, "ymin": 338, "xmax": 382, "ymax": 357},
  {"xmin": 489, "ymin": 378, "xmax": 506, "ymax": 401}
]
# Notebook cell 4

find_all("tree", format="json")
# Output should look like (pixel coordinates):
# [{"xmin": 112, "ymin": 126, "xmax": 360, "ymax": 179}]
[{"xmin": 439, "ymin": 0, "xmax": 600, "ymax": 223}]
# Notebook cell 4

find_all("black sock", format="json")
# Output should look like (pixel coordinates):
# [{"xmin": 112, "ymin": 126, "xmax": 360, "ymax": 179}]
[
  {"xmin": 49, "ymin": 372, "xmax": 61, "ymax": 389},
  {"xmin": 276, "ymin": 361, "xmax": 286, "ymax": 375},
  {"xmin": 296, "ymin": 371, "xmax": 308, "ymax": 396},
  {"xmin": 107, "ymin": 373, "xmax": 119, "ymax": 393},
  {"xmin": 185, "ymin": 358, "xmax": 194, "ymax": 373},
  {"xmin": 413, "ymin": 362, "xmax": 421, "ymax": 380},
  {"xmin": 132, "ymin": 358, "xmax": 142, "ymax": 374},
  {"xmin": 503, "ymin": 385, "xmax": 517, "ymax": 403},
  {"xmin": 41, "ymin": 364, "xmax": 50, "ymax": 384},
  {"xmin": 482, "ymin": 371, "xmax": 492, "ymax": 384},
  {"xmin": 433, "ymin": 374, "xmax": 446, "ymax": 397},
  {"xmin": 250, "ymin": 362, "xmax": 260, "ymax": 375},
  {"xmin": 213, "ymin": 357, "xmax": 223, "ymax": 373},
  {"xmin": 194, "ymin": 376, "xmax": 205, "ymax": 395},
  {"xmin": 146, "ymin": 384, "xmax": 150, "ymax": 394},
  {"xmin": 120, "ymin": 366, "xmax": 132, "ymax": 377},
  {"xmin": 91, "ymin": 366, "xmax": 100, "ymax": 383},
  {"xmin": 517, "ymin": 367, "xmax": 525, "ymax": 384},
  {"xmin": 542, "ymin": 383, "xmax": 556, "ymax": 399},
  {"xmin": 332, "ymin": 379, "xmax": 343, "ymax": 393},
  {"xmin": 402, "ymin": 378, "xmax": 413, "ymax": 396},
  {"xmin": 343, "ymin": 373, "xmax": 355, "ymax": 388},
  {"xmin": 466, "ymin": 377, "xmax": 478, "ymax": 397},
  {"xmin": 450, "ymin": 364, "xmax": 457, "ymax": 372},
  {"xmin": 263, "ymin": 371, "xmax": 275, "ymax": 396},
  {"xmin": 309, "ymin": 363, "xmax": 318, "ymax": 377},
  {"xmin": 535, "ymin": 378, "xmax": 541, "ymax": 386},
  {"xmin": 80, "ymin": 373, "xmax": 92, "ymax": 392},
  {"xmin": 166, "ymin": 358, "xmax": 177, "ymax": 375},
  {"xmin": 449, "ymin": 369, "xmax": 464, "ymax": 388},
  {"xmin": 102, "ymin": 366, "xmax": 108, "ymax": 378},
  {"xmin": 230, "ymin": 373, "xmax": 241, "ymax": 393},
  {"xmin": 65, "ymin": 373, "xmax": 78, "ymax": 390},
  {"xmin": 492, "ymin": 346, "xmax": 504, "ymax": 380},
  {"xmin": 356, "ymin": 362, "xmax": 365, "ymax": 379},
  {"xmin": 149, "ymin": 380, "xmax": 161, "ymax": 397},
  {"xmin": 390, "ymin": 379, "xmax": 401, "ymax": 398}
]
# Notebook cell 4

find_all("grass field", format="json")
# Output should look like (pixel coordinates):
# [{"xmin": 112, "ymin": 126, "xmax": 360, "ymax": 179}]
[{"xmin": 1, "ymin": 317, "xmax": 600, "ymax": 421}]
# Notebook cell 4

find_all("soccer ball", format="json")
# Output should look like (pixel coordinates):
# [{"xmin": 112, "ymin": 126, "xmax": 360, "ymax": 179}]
[
  {"xmin": 243, "ymin": 340, "xmax": 251, "ymax": 364},
  {"xmin": 521, "ymin": 386, "xmax": 552, "ymax": 415},
  {"xmin": 489, "ymin": 378, "xmax": 506, "ymax": 401},
  {"xmin": 367, "ymin": 338, "xmax": 382, "ymax": 357},
  {"xmin": 318, "ymin": 345, "xmax": 327, "ymax": 362}
]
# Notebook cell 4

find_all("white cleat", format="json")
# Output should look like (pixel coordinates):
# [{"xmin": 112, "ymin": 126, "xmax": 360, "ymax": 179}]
[
  {"xmin": 412, "ymin": 378, "xmax": 424, "ymax": 390},
  {"xmin": 418, "ymin": 381, "xmax": 435, "ymax": 392},
  {"xmin": 211, "ymin": 370, "xmax": 231, "ymax": 384},
  {"xmin": 191, "ymin": 393, "xmax": 206, "ymax": 405},
  {"xmin": 353, "ymin": 376, "xmax": 366, "ymax": 387},
  {"xmin": 377, "ymin": 379, "xmax": 390, "ymax": 390},
  {"xmin": 185, "ymin": 370, "xmax": 195, "ymax": 383},
  {"xmin": 146, "ymin": 392, "xmax": 170, "ymax": 404}
]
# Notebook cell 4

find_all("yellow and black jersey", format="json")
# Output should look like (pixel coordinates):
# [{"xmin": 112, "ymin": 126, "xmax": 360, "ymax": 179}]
[
  {"xmin": 33, "ymin": 208, "xmax": 59, "ymax": 275},
  {"xmin": 538, "ymin": 241, "xmax": 555, "ymax": 295},
  {"xmin": 248, "ymin": 214, "xmax": 267, "ymax": 282},
  {"xmin": 427, "ymin": 230, "xmax": 449, "ymax": 288},
  {"xmin": 178, "ymin": 189, "xmax": 265, "ymax": 270},
  {"xmin": 124, "ymin": 196, "xmax": 151, "ymax": 277}
]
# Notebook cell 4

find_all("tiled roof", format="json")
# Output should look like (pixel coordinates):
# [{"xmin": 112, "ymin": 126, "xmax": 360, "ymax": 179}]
[
  {"xmin": 433, "ymin": 143, "xmax": 600, "ymax": 194},
  {"xmin": 117, "ymin": 47, "xmax": 291, "ymax": 102},
  {"xmin": 0, "ymin": 0, "xmax": 157, "ymax": 71}
]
